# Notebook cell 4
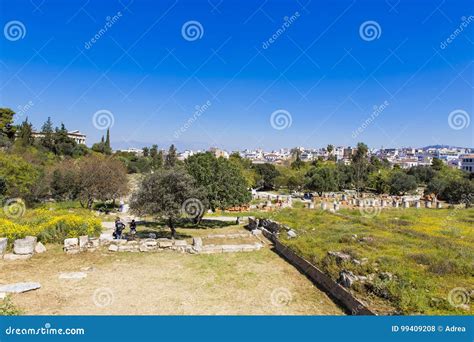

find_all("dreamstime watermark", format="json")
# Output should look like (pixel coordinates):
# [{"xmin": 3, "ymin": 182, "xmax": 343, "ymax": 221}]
[
  {"xmin": 92, "ymin": 287, "xmax": 114, "ymax": 307},
  {"xmin": 262, "ymin": 11, "xmax": 301, "ymax": 49},
  {"xmin": 181, "ymin": 20, "xmax": 204, "ymax": 41},
  {"xmin": 270, "ymin": 287, "xmax": 292, "ymax": 307},
  {"xmin": 440, "ymin": 16, "xmax": 474, "ymax": 49},
  {"xmin": 359, "ymin": 20, "xmax": 382, "ymax": 41},
  {"xmin": 16, "ymin": 100, "xmax": 34, "ymax": 117},
  {"xmin": 448, "ymin": 109, "xmax": 470, "ymax": 130},
  {"xmin": 181, "ymin": 198, "xmax": 204, "ymax": 219},
  {"xmin": 3, "ymin": 198, "xmax": 26, "ymax": 219},
  {"xmin": 84, "ymin": 12, "xmax": 123, "ymax": 49},
  {"xmin": 4, "ymin": 323, "xmax": 85, "ymax": 336},
  {"xmin": 92, "ymin": 109, "xmax": 115, "ymax": 130},
  {"xmin": 447, "ymin": 287, "xmax": 471, "ymax": 308},
  {"xmin": 270, "ymin": 109, "xmax": 292, "ymax": 130},
  {"xmin": 3, "ymin": 20, "xmax": 26, "ymax": 41},
  {"xmin": 352, "ymin": 100, "xmax": 389, "ymax": 139},
  {"xmin": 173, "ymin": 100, "xmax": 212, "ymax": 139},
  {"xmin": 359, "ymin": 205, "xmax": 382, "ymax": 219}
]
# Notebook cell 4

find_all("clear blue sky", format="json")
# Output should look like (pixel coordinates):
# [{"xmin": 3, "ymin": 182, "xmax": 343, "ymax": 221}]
[{"xmin": 0, "ymin": 0, "xmax": 472, "ymax": 151}]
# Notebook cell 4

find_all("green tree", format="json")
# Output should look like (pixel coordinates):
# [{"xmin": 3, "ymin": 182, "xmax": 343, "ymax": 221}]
[
  {"xmin": 105, "ymin": 128, "xmax": 111, "ymax": 152},
  {"xmin": 16, "ymin": 118, "xmax": 34, "ymax": 146},
  {"xmin": 53, "ymin": 123, "xmax": 77, "ymax": 156},
  {"xmin": 253, "ymin": 163, "xmax": 280, "ymax": 190},
  {"xmin": 305, "ymin": 164, "xmax": 339, "ymax": 195},
  {"xmin": 351, "ymin": 142, "xmax": 370, "ymax": 193},
  {"xmin": 165, "ymin": 144, "xmax": 178, "ymax": 168},
  {"xmin": 442, "ymin": 178, "xmax": 474, "ymax": 204},
  {"xmin": 130, "ymin": 167, "xmax": 207, "ymax": 237},
  {"xmin": 40, "ymin": 117, "xmax": 55, "ymax": 152},
  {"xmin": 431, "ymin": 157, "xmax": 444, "ymax": 171},
  {"xmin": 142, "ymin": 147, "xmax": 149, "ymax": 157},
  {"xmin": 186, "ymin": 152, "xmax": 251, "ymax": 215},
  {"xmin": 0, "ymin": 152, "xmax": 41, "ymax": 201},
  {"xmin": 0, "ymin": 108, "xmax": 17, "ymax": 146},
  {"xmin": 389, "ymin": 171, "xmax": 417, "ymax": 195}
]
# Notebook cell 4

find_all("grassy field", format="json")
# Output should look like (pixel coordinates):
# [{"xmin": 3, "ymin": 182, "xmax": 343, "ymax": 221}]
[{"xmin": 224, "ymin": 207, "xmax": 473, "ymax": 315}]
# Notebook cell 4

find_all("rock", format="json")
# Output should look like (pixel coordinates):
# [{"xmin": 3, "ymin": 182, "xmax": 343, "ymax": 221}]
[
  {"xmin": 222, "ymin": 245, "xmax": 243, "ymax": 253},
  {"xmin": 3, "ymin": 253, "xmax": 32, "ymax": 261},
  {"xmin": 251, "ymin": 229, "xmax": 262, "ymax": 236},
  {"xmin": 88, "ymin": 238, "xmax": 100, "ymax": 249},
  {"xmin": 59, "ymin": 272, "xmax": 87, "ymax": 280},
  {"xmin": 192, "ymin": 237, "xmax": 203, "ymax": 249},
  {"xmin": 339, "ymin": 270, "xmax": 359, "ymax": 288},
  {"xmin": 0, "ymin": 238, "xmax": 7, "ymax": 255},
  {"xmin": 0, "ymin": 282, "xmax": 41, "ymax": 293},
  {"xmin": 173, "ymin": 240, "xmax": 187, "ymax": 247},
  {"xmin": 14, "ymin": 236, "xmax": 37, "ymax": 255},
  {"xmin": 148, "ymin": 233, "xmax": 157, "ymax": 239},
  {"xmin": 143, "ymin": 239, "xmax": 157, "ymax": 247},
  {"xmin": 379, "ymin": 272, "xmax": 394, "ymax": 281},
  {"xmin": 0, "ymin": 292, "xmax": 6, "ymax": 300},
  {"xmin": 79, "ymin": 235, "xmax": 89, "ymax": 249},
  {"xmin": 34, "ymin": 242, "xmax": 46, "ymax": 254},
  {"xmin": 201, "ymin": 245, "xmax": 223, "ymax": 254},
  {"xmin": 328, "ymin": 251, "xmax": 352, "ymax": 263},
  {"xmin": 99, "ymin": 233, "xmax": 114, "ymax": 246},
  {"xmin": 359, "ymin": 236, "xmax": 374, "ymax": 243},
  {"xmin": 80, "ymin": 266, "xmax": 94, "ymax": 272},
  {"xmin": 158, "ymin": 240, "xmax": 173, "ymax": 248},
  {"xmin": 108, "ymin": 245, "xmax": 118, "ymax": 252},
  {"xmin": 64, "ymin": 238, "xmax": 79, "ymax": 248},
  {"xmin": 287, "ymin": 230, "xmax": 297, "ymax": 239}
]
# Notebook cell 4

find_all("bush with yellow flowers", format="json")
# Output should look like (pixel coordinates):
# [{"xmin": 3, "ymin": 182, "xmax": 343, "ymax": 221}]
[{"xmin": 0, "ymin": 209, "xmax": 102, "ymax": 243}]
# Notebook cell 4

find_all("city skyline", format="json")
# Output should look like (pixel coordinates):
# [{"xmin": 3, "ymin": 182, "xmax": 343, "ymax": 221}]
[{"xmin": 1, "ymin": 0, "xmax": 473, "ymax": 151}]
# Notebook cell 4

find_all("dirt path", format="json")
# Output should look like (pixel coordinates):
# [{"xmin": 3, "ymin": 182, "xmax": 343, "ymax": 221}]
[{"xmin": 1, "ymin": 246, "xmax": 344, "ymax": 315}]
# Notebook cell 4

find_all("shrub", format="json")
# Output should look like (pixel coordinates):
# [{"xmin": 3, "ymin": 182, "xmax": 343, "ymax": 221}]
[
  {"xmin": 0, "ymin": 210, "xmax": 102, "ymax": 243},
  {"xmin": 0, "ymin": 296, "xmax": 22, "ymax": 316},
  {"xmin": 37, "ymin": 215, "xmax": 102, "ymax": 242}
]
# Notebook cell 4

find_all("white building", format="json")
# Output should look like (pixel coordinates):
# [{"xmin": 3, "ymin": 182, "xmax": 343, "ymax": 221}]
[{"xmin": 461, "ymin": 154, "xmax": 474, "ymax": 173}]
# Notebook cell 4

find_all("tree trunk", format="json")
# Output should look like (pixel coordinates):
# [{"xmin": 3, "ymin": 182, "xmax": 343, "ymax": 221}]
[{"xmin": 168, "ymin": 218, "xmax": 176, "ymax": 239}]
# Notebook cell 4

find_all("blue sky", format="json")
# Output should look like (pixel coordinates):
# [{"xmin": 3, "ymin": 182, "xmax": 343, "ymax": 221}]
[{"xmin": 0, "ymin": 0, "xmax": 472, "ymax": 151}]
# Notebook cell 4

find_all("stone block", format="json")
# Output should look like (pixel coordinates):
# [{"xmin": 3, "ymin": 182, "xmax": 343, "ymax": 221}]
[
  {"xmin": 0, "ymin": 282, "xmax": 41, "ymax": 293},
  {"xmin": 99, "ymin": 233, "xmax": 114, "ymax": 246},
  {"xmin": 0, "ymin": 238, "xmax": 7, "ymax": 255},
  {"xmin": 79, "ymin": 235, "xmax": 89, "ymax": 249},
  {"xmin": 64, "ymin": 238, "xmax": 79, "ymax": 248},
  {"xmin": 3, "ymin": 253, "xmax": 32, "ymax": 261},
  {"xmin": 173, "ymin": 240, "xmax": 187, "ymax": 247},
  {"xmin": 201, "ymin": 245, "xmax": 223, "ymax": 254},
  {"xmin": 158, "ymin": 241, "xmax": 173, "ymax": 248},
  {"xmin": 59, "ymin": 272, "xmax": 87, "ymax": 280},
  {"xmin": 108, "ymin": 244, "xmax": 118, "ymax": 252},
  {"xmin": 34, "ymin": 242, "xmax": 46, "ymax": 254},
  {"xmin": 14, "ymin": 236, "xmax": 37, "ymax": 255}
]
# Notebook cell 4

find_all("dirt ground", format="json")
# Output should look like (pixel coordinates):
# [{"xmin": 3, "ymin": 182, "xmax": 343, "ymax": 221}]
[{"xmin": 0, "ymin": 240, "xmax": 344, "ymax": 315}]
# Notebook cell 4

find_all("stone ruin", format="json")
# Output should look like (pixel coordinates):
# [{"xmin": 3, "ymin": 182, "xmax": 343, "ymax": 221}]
[
  {"xmin": 63, "ymin": 232, "xmax": 263, "ymax": 255},
  {"xmin": 1, "ymin": 236, "xmax": 46, "ymax": 261}
]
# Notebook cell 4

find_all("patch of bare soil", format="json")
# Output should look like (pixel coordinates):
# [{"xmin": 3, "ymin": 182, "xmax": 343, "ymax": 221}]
[{"xmin": 0, "ymin": 246, "xmax": 344, "ymax": 315}]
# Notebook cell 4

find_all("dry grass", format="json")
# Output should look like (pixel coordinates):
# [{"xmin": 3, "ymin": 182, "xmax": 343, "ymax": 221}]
[{"xmin": 0, "ymin": 243, "xmax": 343, "ymax": 315}]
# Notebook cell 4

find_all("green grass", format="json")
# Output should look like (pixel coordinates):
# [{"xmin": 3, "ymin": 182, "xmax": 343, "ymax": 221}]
[
  {"xmin": 0, "ymin": 296, "xmax": 22, "ymax": 316},
  {"xmin": 209, "ymin": 207, "xmax": 473, "ymax": 315}
]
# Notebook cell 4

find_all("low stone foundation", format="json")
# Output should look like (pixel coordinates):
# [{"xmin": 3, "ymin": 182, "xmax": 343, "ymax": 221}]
[{"xmin": 64, "ymin": 233, "xmax": 264, "ymax": 255}]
